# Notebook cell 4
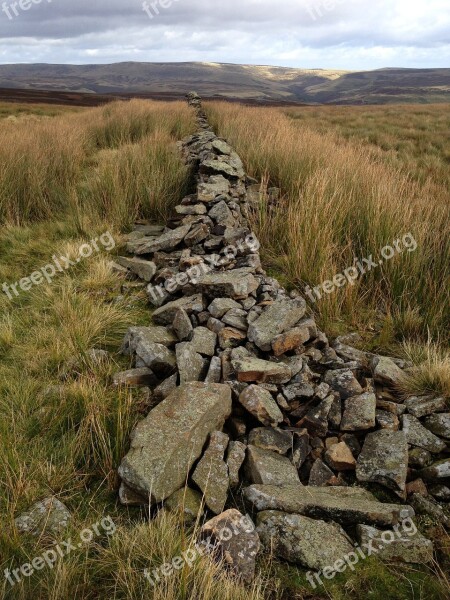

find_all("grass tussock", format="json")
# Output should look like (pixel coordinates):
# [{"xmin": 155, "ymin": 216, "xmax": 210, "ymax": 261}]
[
  {"xmin": 206, "ymin": 102, "xmax": 450, "ymax": 345},
  {"xmin": 0, "ymin": 99, "xmax": 195, "ymax": 227}
]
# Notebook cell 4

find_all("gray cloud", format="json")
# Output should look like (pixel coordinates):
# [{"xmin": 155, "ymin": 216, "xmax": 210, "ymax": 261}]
[{"xmin": 0, "ymin": 0, "xmax": 448, "ymax": 68}]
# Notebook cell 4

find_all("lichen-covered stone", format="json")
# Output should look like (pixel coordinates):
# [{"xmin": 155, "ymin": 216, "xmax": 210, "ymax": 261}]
[
  {"xmin": 245, "ymin": 446, "xmax": 301, "ymax": 486},
  {"xmin": 239, "ymin": 386, "xmax": 284, "ymax": 426},
  {"xmin": 192, "ymin": 431, "xmax": 229, "ymax": 514}
]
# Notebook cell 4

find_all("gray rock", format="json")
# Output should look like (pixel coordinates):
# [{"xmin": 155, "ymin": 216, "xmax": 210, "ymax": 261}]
[
  {"xmin": 200, "ymin": 509, "xmax": 260, "ymax": 583},
  {"xmin": 248, "ymin": 298, "xmax": 307, "ymax": 352},
  {"xmin": 371, "ymin": 355, "xmax": 406, "ymax": 387},
  {"xmin": 356, "ymin": 524, "xmax": 433, "ymax": 564},
  {"xmin": 191, "ymin": 326, "xmax": 217, "ymax": 357},
  {"xmin": 153, "ymin": 294, "xmax": 204, "ymax": 325},
  {"xmin": 208, "ymin": 200, "xmax": 236, "ymax": 227},
  {"xmin": 222, "ymin": 308, "xmax": 248, "ymax": 331},
  {"xmin": 227, "ymin": 441, "xmax": 247, "ymax": 487},
  {"xmin": 204, "ymin": 356, "xmax": 222, "ymax": 383},
  {"xmin": 15, "ymin": 498, "xmax": 71, "ymax": 536},
  {"xmin": 176, "ymin": 342, "xmax": 205, "ymax": 384},
  {"xmin": 135, "ymin": 339, "xmax": 176, "ymax": 377},
  {"xmin": 208, "ymin": 298, "xmax": 241, "ymax": 318},
  {"xmin": 405, "ymin": 396, "xmax": 447, "ymax": 418},
  {"xmin": 409, "ymin": 447, "xmax": 433, "ymax": 469},
  {"xmin": 197, "ymin": 175, "xmax": 230, "ymax": 202},
  {"xmin": 325, "ymin": 442, "xmax": 356, "ymax": 471},
  {"xmin": 309, "ymin": 459, "xmax": 335, "ymax": 486},
  {"xmin": 200, "ymin": 159, "xmax": 242, "ymax": 179},
  {"xmin": 119, "ymin": 482, "xmax": 148, "ymax": 506},
  {"xmin": 134, "ymin": 224, "xmax": 191, "ymax": 255},
  {"xmin": 121, "ymin": 326, "xmax": 177, "ymax": 355},
  {"xmin": 423, "ymin": 413, "xmax": 450, "ymax": 439},
  {"xmin": 244, "ymin": 485, "xmax": 414, "ymax": 527},
  {"xmin": 172, "ymin": 308, "xmax": 194, "ymax": 341},
  {"xmin": 341, "ymin": 393, "xmax": 376, "ymax": 431},
  {"xmin": 245, "ymin": 446, "xmax": 301, "ymax": 486},
  {"xmin": 420, "ymin": 458, "xmax": 450, "ymax": 481},
  {"xmin": 113, "ymin": 368, "xmax": 158, "ymax": 388},
  {"xmin": 248, "ymin": 428, "xmax": 293, "ymax": 455},
  {"xmin": 402, "ymin": 415, "xmax": 447, "ymax": 454},
  {"xmin": 429, "ymin": 484, "xmax": 450, "ymax": 502},
  {"xmin": 356, "ymin": 430, "xmax": 408, "ymax": 495},
  {"xmin": 409, "ymin": 493, "xmax": 450, "ymax": 526},
  {"xmin": 290, "ymin": 430, "xmax": 311, "ymax": 469},
  {"xmin": 192, "ymin": 431, "xmax": 229, "ymax": 514},
  {"xmin": 298, "ymin": 396, "xmax": 334, "ymax": 437},
  {"xmin": 239, "ymin": 386, "xmax": 283, "ymax": 427},
  {"xmin": 324, "ymin": 369, "xmax": 364, "ymax": 399},
  {"xmin": 118, "ymin": 382, "xmax": 232, "ymax": 503},
  {"xmin": 116, "ymin": 256, "xmax": 157, "ymax": 282},
  {"xmin": 165, "ymin": 488, "xmax": 204, "ymax": 524},
  {"xmin": 184, "ymin": 223, "xmax": 210, "ymax": 247},
  {"xmin": 257, "ymin": 511, "xmax": 354, "ymax": 570},
  {"xmin": 198, "ymin": 270, "xmax": 259, "ymax": 299},
  {"xmin": 152, "ymin": 373, "xmax": 178, "ymax": 402},
  {"xmin": 232, "ymin": 356, "xmax": 292, "ymax": 385},
  {"xmin": 175, "ymin": 204, "xmax": 207, "ymax": 216}
]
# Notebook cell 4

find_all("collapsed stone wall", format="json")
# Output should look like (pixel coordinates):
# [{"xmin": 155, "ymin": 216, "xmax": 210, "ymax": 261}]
[{"xmin": 114, "ymin": 92, "xmax": 449, "ymax": 580}]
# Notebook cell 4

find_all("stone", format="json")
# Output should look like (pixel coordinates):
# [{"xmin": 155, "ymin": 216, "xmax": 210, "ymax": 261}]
[
  {"xmin": 116, "ymin": 256, "xmax": 157, "ymax": 282},
  {"xmin": 197, "ymin": 175, "xmax": 230, "ymax": 202},
  {"xmin": 176, "ymin": 342, "xmax": 206, "ymax": 384},
  {"xmin": 208, "ymin": 298, "xmax": 241, "ymax": 318},
  {"xmin": 208, "ymin": 200, "xmax": 236, "ymax": 227},
  {"xmin": 200, "ymin": 159, "xmax": 242, "ymax": 179},
  {"xmin": 248, "ymin": 428, "xmax": 293, "ymax": 455},
  {"xmin": 175, "ymin": 204, "xmax": 207, "ymax": 216},
  {"xmin": 328, "ymin": 395, "xmax": 342, "ymax": 429},
  {"xmin": 248, "ymin": 299, "xmax": 307, "ymax": 352},
  {"xmin": 243, "ymin": 485, "xmax": 414, "ymax": 527},
  {"xmin": 152, "ymin": 373, "xmax": 178, "ymax": 402},
  {"xmin": 402, "ymin": 415, "xmax": 447, "ymax": 454},
  {"xmin": 333, "ymin": 341, "xmax": 370, "ymax": 368},
  {"xmin": 356, "ymin": 524, "xmax": 433, "ymax": 564},
  {"xmin": 15, "ymin": 498, "xmax": 71, "ymax": 536},
  {"xmin": 409, "ymin": 494, "xmax": 450, "ymax": 526},
  {"xmin": 324, "ymin": 369, "xmax": 364, "ymax": 399},
  {"xmin": 423, "ymin": 413, "xmax": 450, "ymax": 439},
  {"xmin": 200, "ymin": 510, "xmax": 260, "ymax": 582},
  {"xmin": 245, "ymin": 446, "xmax": 301, "ymax": 486},
  {"xmin": 152, "ymin": 294, "xmax": 204, "ymax": 325},
  {"xmin": 119, "ymin": 482, "xmax": 148, "ymax": 506},
  {"xmin": 118, "ymin": 382, "xmax": 232, "ymax": 503},
  {"xmin": 191, "ymin": 326, "xmax": 217, "ymax": 357},
  {"xmin": 165, "ymin": 488, "xmax": 204, "ymax": 524},
  {"xmin": 356, "ymin": 430, "xmax": 408, "ymax": 495},
  {"xmin": 218, "ymin": 327, "xmax": 246, "ymax": 349},
  {"xmin": 135, "ymin": 340, "xmax": 176, "ymax": 377},
  {"xmin": 233, "ymin": 356, "xmax": 292, "ymax": 385},
  {"xmin": 409, "ymin": 447, "xmax": 433, "ymax": 469},
  {"xmin": 222, "ymin": 309, "xmax": 248, "ymax": 331},
  {"xmin": 239, "ymin": 386, "xmax": 283, "ymax": 427},
  {"xmin": 192, "ymin": 431, "xmax": 229, "ymax": 514},
  {"xmin": 325, "ymin": 442, "xmax": 356, "ymax": 471},
  {"xmin": 205, "ymin": 356, "xmax": 222, "ymax": 383},
  {"xmin": 376, "ymin": 410, "xmax": 400, "ymax": 431},
  {"xmin": 377, "ymin": 398, "xmax": 407, "ymax": 415},
  {"xmin": 406, "ymin": 479, "xmax": 428, "ymax": 497},
  {"xmin": 290, "ymin": 430, "xmax": 311, "ymax": 469},
  {"xmin": 113, "ymin": 368, "xmax": 158, "ymax": 388},
  {"xmin": 371, "ymin": 355, "xmax": 406, "ymax": 387},
  {"xmin": 405, "ymin": 396, "xmax": 447, "ymax": 418},
  {"xmin": 420, "ymin": 458, "xmax": 450, "ymax": 481},
  {"xmin": 121, "ymin": 326, "xmax": 177, "ymax": 355},
  {"xmin": 134, "ymin": 224, "xmax": 191, "ymax": 255},
  {"xmin": 309, "ymin": 459, "xmax": 335, "ymax": 486},
  {"xmin": 272, "ymin": 326, "xmax": 311, "ymax": 357},
  {"xmin": 227, "ymin": 441, "xmax": 247, "ymax": 488},
  {"xmin": 172, "ymin": 308, "xmax": 193, "ymax": 341},
  {"xmin": 298, "ymin": 396, "xmax": 334, "ymax": 437},
  {"xmin": 429, "ymin": 485, "xmax": 450, "ymax": 502},
  {"xmin": 198, "ymin": 270, "xmax": 259, "ymax": 299},
  {"xmin": 341, "ymin": 393, "xmax": 376, "ymax": 431},
  {"xmin": 184, "ymin": 223, "xmax": 210, "ymax": 247},
  {"xmin": 257, "ymin": 511, "xmax": 353, "ymax": 570}
]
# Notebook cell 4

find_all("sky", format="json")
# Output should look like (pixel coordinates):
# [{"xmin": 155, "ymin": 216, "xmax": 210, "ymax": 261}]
[{"xmin": 0, "ymin": 0, "xmax": 449, "ymax": 69}]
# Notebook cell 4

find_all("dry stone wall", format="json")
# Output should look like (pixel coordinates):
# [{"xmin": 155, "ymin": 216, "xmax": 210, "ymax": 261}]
[{"xmin": 113, "ymin": 92, "xmax": 449, "ymax": 579}]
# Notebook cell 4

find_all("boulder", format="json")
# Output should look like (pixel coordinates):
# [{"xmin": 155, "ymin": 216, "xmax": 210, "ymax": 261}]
[
  {"xmin": 245, "ymin": 446, "xmax": 301, "ymax": 486},
  {"xmin": 192, "ymin": 431, "xmax": 229, "ymax": 514},
  {"xmin": 423, "ymin": 413, "xmax": 450, "ymax": 439},
  {"xmin": 197, "ymin": 175, "xmax": 230, "ymax": 202},
  {"xmin": 325, "ymin": 442, "xmax": 356, "ymax": 471},
  {"xmin": 121, "ymin": 326, "xmax": 177, "ymax": 355},
  {"xmin": 356, "ymin": 430, "xmax": 408, "ymax": 495},
  {"xmin": 324, "ymin": 369, "xmax": 363, "ymax": 399},
  {"xmin": 116, "ymin": 256, "xmax": 157, "ymax": 282},
  {"xmin": 371, "ymin": 355, "xmax": 406, "ymax": 387},
  {"xmin": 420, "ymin": 458, "xmax": 450, "ymax": 481},
  {"xmin": 190, "ymin": 326, "xmax": 217, "ymax": 357},
  {"xmin": 208, "ymin": 298, "xmax": 241, "ymax": 318},
  {"xmin": 113, "ymin": 368, "xmax": 158, "ymax": 388},
  {"xmin": 198, "ymin": 270, "xmax": 259, "ymax": 299},
  {"xmin": 402, "ymin": 415, "xmax": 447, "ymax": 454},
  {"xmin": 172, "ymin": 308, "xmax": 193, "ymax": 341},
  {"xmin": 272, "ymin": 326, "xmax": 311, "ymax": 357},
  {"xmin": 244, "ymin": 485, "xmax": 414, "ymax": 527},
  {"xmin": 239, "ymin": 386, "xmax": 284, "ymax": 427},
  {"xmin": 15, "ymin": 498, "xmax": 71, "ymax": 536},
  {"xmin": 134, "ymin": 224, "xmax": 191, "ymax": 255},
  {"xmin": 118, "ymin": 383, "xmax": 232, "ymax": 503},
  {"xmin": 248, "ymin": 299, "xmax": 307, "ymax": 352},
  {"xmin": 257, "ymin": 511, "xmax": 354, "ymax": 570},
  {"xmin": 248, "ymin": 428, "xmax": 293, "ymax": 455},
  {"xmin": 405, "ymin": 396, "xmax": 447, "ymax": 419},
  {"xmin": 227, "ymin": 441, "xmax": 247, "ymax": 487},
  {"xmin": 233, "ymin": 356, "xmax": 292, "ymax": 385},
  {"xmin": 135, "ymin": 340, "xmax": 176, "ymax": 377},
  {"xmin": 176, "ymin": 342, "xmax": 206, "ymax": 384},
  {"xmin": 341, "ymin": 393, "xmax": 376, "ymax": 431},
  {"xmin": 200, "ymin": 510, "xmax": 260, "ymax": 582},
  {"xmin": 309, "ymin": 459, "xmax": 335, "ymax": 486},
  {"xmin": 165, "ymin": 488, "xmax": 204, "ymax": 524},
  {"xmin": 152, "ymin": 294, "xmax": 204, "ymax": 325},
  {"xmin": 356, "ymin": 524, "xmax": 433, "ymax": 564}
]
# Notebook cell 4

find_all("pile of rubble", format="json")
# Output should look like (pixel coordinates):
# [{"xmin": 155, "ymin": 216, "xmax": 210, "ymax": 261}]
[{"xmin": 114, "ymin": 92, "xmax": 449, "ymax": 580}]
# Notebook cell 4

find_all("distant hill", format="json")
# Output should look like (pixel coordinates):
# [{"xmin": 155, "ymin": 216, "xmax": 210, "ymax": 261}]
[{"xmin": 0, "ymin": 62, "xmax": 449, "ymax": 104}]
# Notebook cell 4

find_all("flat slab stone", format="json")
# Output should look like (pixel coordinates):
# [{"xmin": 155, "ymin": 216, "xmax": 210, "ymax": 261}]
[
  {"xmin": 118, "ymin": 383, "xmax": 232, "ymax": 503},
  {"xmin": 232, "ymin": 356, "xmax": 292, "ymax": 385},
  {"xmin": 248, "ymin": 299, "xmax": 307, "ymax": 352},
  {"xmin": 257, "ymin": 511, "xmax": 354, "ymax": 570},
  {"xmin": 341, "ymin": 393, "xmax": 376, "ymax": 431},
  {"xmin": 420, "ymin": 458, "xmax": 450, "ymax": 481},
  {"xmin": 248, "ymin": 428, "xmax": 293, "ymax": 455},
  {"xmin": 356, "ymin": 524, "xmax": 433, "ymax": 564},
  {"xmin": 324, "ymin": 369, "xmax": 363, "ymax": 399},
  {"xmin": 176, "ymin": 342, "xmax": 206, "ymax": 384},
  {"xmin": 244, "ymin": 485, "xmax": 414, "ymax": 527},
  {"xmin": 423, "ymin": 413, "xmax": 450, "ymax": 439},
  {"xmin": 121, "ymin": 326, "xmax": 177, "ymax": 354},
  {"xmin": 405, "ymin": 396, "xmax": 447, "ymax": 418},
  {"xmin": 198, "ymin": 270, "xmax": 259, "ymax": 299},
  {"xmin": 356, "ymin": 430, "xmax": 408, "ymax": 495},
  {"xmin": 192, "ymin": 431, "xmax": 229, "ymax": 514},
  {"xmin": 197, "ymin": 175, "xmax": 231, "ymax": 202},
  {"xmin": 134, "ymin": 224, "xmax": 191, "ymax": 255},
  {"xmin": 152, "ymin": 294, "xmax": 204, "ymax": 325},
  {"xmin": 116, "ymin": 256, "xmax": 157, "ymax": 282},
  {"xmin": 245, "ymin": 446, "xmax": 301, "ymax": 486},
  {"xmin": 402, "ymin": 415, "xmax": 447, "ymax": 454},
  {"xmin": 371, "ymin": 355, "xmax": 406, "ymax": 387}
]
